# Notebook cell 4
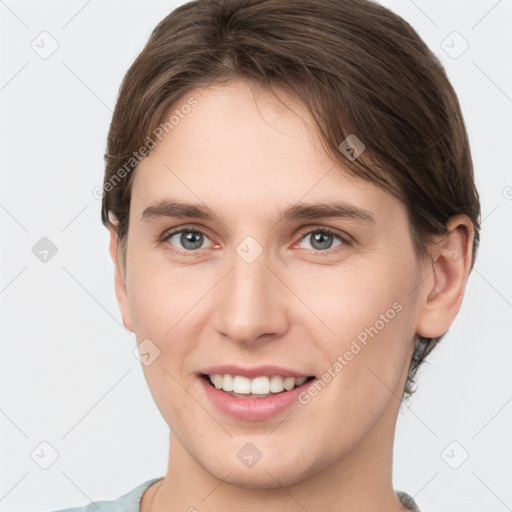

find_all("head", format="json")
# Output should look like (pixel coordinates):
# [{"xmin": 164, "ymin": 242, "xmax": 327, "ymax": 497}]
[{"xmin": 101, "ymin": 0, "xmax": 480, "ymax": 489}]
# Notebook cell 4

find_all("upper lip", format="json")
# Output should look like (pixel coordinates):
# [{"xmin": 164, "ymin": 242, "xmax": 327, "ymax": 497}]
[{"xmin": 200, "ymin": 365, "xmax": 313, "ymax": 379}]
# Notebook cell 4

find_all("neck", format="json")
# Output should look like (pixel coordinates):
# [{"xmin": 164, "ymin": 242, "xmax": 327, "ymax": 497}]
[{"xmin": 143, "ymin": 401, "xmax": 408, "ymax": 512}]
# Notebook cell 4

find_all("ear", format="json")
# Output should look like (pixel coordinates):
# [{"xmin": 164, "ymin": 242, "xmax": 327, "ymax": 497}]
[
  {"xmin": 107, "ymin": 213, "xmax": 134, "ymax": 333},
  {"xmin": 416, "ymin": 214, "xmax": 475, "ymax": 339}
]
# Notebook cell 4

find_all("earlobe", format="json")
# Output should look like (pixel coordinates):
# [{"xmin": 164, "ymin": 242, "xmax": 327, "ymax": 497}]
[
  {"xmin": 107, "ymin": 215, "xmax": 134, "ymax": 333},
  {"xmin": 416, "ymin": 215, "xmax": 474, "ymax": 339}
]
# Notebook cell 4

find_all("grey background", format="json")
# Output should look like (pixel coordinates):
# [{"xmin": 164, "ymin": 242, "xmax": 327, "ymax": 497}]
[{"xmin": 0, "ymin": 1, "xmax": 511, "ymax": 511}]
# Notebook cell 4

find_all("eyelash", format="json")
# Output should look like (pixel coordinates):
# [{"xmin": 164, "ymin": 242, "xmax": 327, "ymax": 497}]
[{"xmin": 159, "ymin": 225, "xmax": 352, "ymax": 256}]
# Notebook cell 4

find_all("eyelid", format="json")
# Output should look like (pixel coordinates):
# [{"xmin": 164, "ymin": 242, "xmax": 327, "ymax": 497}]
[
  {"xmin": 294, "ymin": 225, "xmax": 353, "ymax": 250},
  {"xmin": 160, "ymin": 224, "xmax": 216, "ymax": 252},
  {"xmin": 160, "ymin": 224, "xmax": 352, "ymax": 254}
]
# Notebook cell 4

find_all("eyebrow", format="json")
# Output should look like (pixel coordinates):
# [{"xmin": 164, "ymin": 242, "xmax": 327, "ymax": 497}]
[{"xmin": 141, "ymin": 198, "xmax": 375, "ymax": 224}]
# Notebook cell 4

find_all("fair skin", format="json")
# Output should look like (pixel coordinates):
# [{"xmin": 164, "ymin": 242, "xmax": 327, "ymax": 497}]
[{"xmin": 107, "ymin": 79, "xmax": 474, "ymax": 512}]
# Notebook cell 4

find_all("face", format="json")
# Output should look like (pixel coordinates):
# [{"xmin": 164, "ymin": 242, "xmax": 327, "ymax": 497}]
[{"xmin": 114, "ymin": 79, "xmax": 428, "ymax": 488}]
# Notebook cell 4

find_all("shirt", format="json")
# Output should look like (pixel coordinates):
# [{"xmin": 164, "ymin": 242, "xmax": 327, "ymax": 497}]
[{"xmin": 51, "ymin": 477, "xmax": 421, "ymax": 511}]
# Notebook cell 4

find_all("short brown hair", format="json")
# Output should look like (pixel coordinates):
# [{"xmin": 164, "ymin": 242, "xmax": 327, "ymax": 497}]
[{"xmin": 101, "ymin": 0, "xmax": 481, "ymax": 397}]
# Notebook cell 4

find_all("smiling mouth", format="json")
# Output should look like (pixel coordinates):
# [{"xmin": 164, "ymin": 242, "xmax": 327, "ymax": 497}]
[{"xmin": 201, "ymin": 373, "xmax": 315, "ymax": 398}]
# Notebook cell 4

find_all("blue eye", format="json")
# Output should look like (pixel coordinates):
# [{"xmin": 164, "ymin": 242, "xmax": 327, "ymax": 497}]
[
  {"xmin": 164, "ymin": 228, "xmax": 212, "ymax": 251},
  {"xmin": 298, "ymin": 228, "xmax": 345, "ymax": 252},
  {"xmin": 161, "ymin": 226, "xmax": 350, "ymax": 255}
]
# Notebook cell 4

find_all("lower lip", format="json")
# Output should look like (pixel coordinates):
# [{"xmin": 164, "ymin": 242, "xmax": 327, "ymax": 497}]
[{"xmin": 199, "ymin": 376, "xmax": 313, "ymax": 421}]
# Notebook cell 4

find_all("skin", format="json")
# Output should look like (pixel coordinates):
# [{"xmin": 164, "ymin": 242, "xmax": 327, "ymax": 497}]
[{"xmin": 107, "ymin": 79, "xmax": 474, "ymax": 512}]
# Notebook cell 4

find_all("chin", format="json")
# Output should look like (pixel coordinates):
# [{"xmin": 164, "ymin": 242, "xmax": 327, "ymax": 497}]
[
  {"xmin": 223, "ymin": 467, "xmax": 306, "ymax": 489},
  {"xmin": 198, "ymin": 450, "xmax": 319, "ymax": 490}
]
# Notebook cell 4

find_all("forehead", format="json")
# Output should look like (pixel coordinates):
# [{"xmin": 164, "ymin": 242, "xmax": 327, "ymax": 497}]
[
  {"xmin": 129, "ymin": 79, "xmax": 403, "ymax": 226},
  {"xmin": 149, "ymin": 78, "xmax": 330, "ymax": 171}
]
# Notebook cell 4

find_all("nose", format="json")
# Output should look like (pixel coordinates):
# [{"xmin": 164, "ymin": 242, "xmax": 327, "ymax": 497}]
[{"xmin": 213, "ymin": 247, "xmax": 289, "ymax": 345}]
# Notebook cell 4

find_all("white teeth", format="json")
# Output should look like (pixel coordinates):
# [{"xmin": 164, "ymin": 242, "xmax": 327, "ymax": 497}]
[
  {"xmin": 212, "ymin": 374, "xmax": 223, "ymax": 389},
  {"xmin": 233, "ymin": 376, "xmax": 251, "ymax": 394},
  {"xmin": 283, "ymin": 377, "xmax": 295, "ymax": 390},
  {"xmin": 223, "ymin": 373, "xmax": 234, "ymax": 392},
  {"xmin": 295, "ymin": 376, "xmax": 307, "ymax": 386},
  {"xmin": 269, "ymin": 375, "xmax": 284, "ymax": 393},
  {"xmin": 251, "ymin": 376, "xmax": 270, "ymax": 394},
  {"xmin": 207, "ymin": 374, "xmax": 310, "ymax": 395}
]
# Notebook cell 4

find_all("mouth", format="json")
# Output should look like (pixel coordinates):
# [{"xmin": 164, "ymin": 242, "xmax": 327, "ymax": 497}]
[{"xmin": 200, "ymin": 373, "xmax": 315, "ymax": 398}]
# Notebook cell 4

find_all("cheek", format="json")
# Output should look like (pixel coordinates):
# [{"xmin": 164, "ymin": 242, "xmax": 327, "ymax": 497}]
[
  {"xmin": 126, "ymin": 254, "xmax": 216, "ymax": 389},
  {"xmin": 126, "ymin": 253, "xmax": 204, "ymax": 335},
  {"xmin": 128, "ymin": 262, "xmax": 203, "ymax": 419},
  {"xmin": 295, "ymin": 258, "xmax": 411, "ymax": 336},
  {"xmin": 301, "ymin": 257, "xmax": 418, "ymax": 390}
]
